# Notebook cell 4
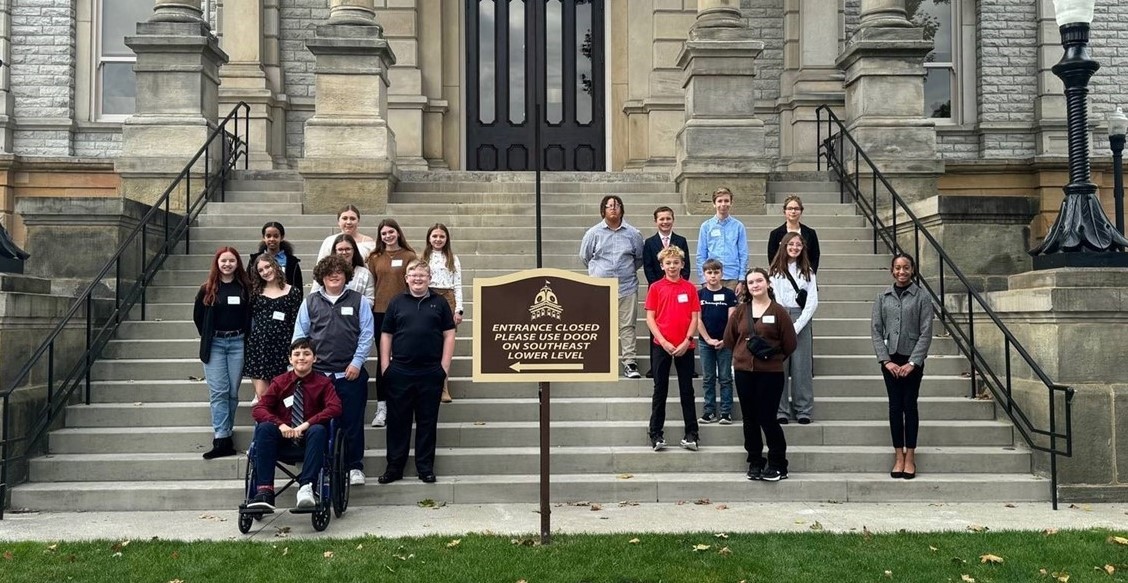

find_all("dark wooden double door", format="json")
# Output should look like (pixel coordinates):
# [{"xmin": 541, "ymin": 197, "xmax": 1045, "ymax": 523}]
[{"xmin": 466, "ymin": 0, "xmax": 605, "ymax": 171}]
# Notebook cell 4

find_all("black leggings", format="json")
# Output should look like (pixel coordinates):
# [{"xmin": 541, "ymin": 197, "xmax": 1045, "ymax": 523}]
[
  {"xmin": 734, "ymin": 370, "xmax": 787, "ymax": 471},
  {"xmin": 373, "ymin": 311, "xmax": 387, "ymax": 402},
  {"xmin": 881, "ymin": 353, "xmax": 924, "ymax": 449}
]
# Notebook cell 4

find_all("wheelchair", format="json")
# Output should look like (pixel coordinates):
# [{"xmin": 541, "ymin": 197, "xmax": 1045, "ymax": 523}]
[{"xmin": 237, "ymin": 419, "xmax": 350, "ymax": 533}]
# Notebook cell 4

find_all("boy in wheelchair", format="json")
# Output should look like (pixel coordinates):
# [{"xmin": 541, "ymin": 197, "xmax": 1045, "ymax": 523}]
[{"xmin": 247, "ymin": 338, "xmax": 342, "ymax": 510}]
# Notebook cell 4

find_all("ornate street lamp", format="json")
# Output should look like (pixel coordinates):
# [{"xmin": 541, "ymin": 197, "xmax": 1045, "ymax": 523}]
[
  {"xmin": 1030, "ymin": 0, "xmax": 1128, "ymax": 268},
  {"xmin": 1108, "ymin": 106, "xmax": 1127, "ymax": 240}
]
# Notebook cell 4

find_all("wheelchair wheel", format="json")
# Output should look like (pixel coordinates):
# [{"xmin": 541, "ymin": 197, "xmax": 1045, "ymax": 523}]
[
  {"xmin": 331, "ymin": 427, "xmax": 350, "ymax": 517},
  {"xmin": 238, "ymin": 512, "xmax": 253, "ymax": 534},
  {"xmin": 311, "ymin": 508, "xmax": 331, "ymax": 532}
]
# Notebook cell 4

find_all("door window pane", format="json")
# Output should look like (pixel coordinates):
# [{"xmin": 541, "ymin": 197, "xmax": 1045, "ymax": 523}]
[
  {"xmin": 508, "ymin": 0, "xmax": 526, "ymax": 125},
  {"xmin": 924, "ymin": 68, "xmax": 952, "ymax": 119},
  {"xmin": 575, "ymin": 0, "xmax": 592, "ymax": 125},
  {"xmin": 545, "ymin": 0, "xmax": 563, "ymax": 124},
  {"xmin": 479, "ymin": 0, "xmax": 496, "ymax": 124},
  {"xmin": 101, "ymin": 62, "xmax": 137, "ymax": 116}
]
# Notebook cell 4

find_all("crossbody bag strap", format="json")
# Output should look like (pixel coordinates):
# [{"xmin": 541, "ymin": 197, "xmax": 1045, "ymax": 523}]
[{"xmin": 783, "ymin": 267, "xmax": 801, "ymax": 294}]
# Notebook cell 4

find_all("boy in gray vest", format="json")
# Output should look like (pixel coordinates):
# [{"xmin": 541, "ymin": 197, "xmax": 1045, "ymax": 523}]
[{"xmin": 292, "ymin": 255, "xmax": 374, "ymax": 486}]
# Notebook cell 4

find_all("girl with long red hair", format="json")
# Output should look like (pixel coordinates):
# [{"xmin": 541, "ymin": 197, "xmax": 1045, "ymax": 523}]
[{"xmin": 192, "ymin": 246, "xmax": 252, "ymax": 459}]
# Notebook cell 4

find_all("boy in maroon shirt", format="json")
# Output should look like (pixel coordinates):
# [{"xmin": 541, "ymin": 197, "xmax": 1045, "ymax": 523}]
[
  {"xmin": 248, "ymin": 338, "xmax": 342, "ymax": 511},
  {"xmin": 644, "ymin": 246, "xmax": 702, "ymax": 451}
]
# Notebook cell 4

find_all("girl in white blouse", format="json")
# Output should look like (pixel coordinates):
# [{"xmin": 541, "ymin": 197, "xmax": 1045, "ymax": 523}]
[
  {"xmin": 423, "ymin": 223, "xmax": 463, "ymax": 403},
  {"xmin": 310, "ymin": 234, "xmax": 375, "ymax": 303},
  {"xmin": 768, "ymin": 231, "xmax": 819, "ymax": 424}
]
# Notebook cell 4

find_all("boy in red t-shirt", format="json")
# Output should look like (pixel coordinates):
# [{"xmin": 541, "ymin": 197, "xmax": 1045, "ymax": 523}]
[{"xmin": 644, "ymin": 246, "xmax": 702, "ymax": 451}]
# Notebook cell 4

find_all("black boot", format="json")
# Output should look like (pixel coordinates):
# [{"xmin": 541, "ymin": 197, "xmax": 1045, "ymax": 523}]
[{"xmin": 202, "ymin": 437, "xmax": 236, "ymax": 460}]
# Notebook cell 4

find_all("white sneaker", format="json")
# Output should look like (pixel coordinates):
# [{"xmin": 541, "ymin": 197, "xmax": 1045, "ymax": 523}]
[
  {"xmin": 349, "ymin": 469, "xmax": 366, "ymax": 486},
  {"xmin": 371, "ymin": 401, "xmax": 387, "ymax": 427},
  {"xmin": 249, "ymin": 396, "xmax": 259, "ymax": 407},
  {"xmin": 295, "ymin": 483, "xmax": 316, "ymax": 508}
]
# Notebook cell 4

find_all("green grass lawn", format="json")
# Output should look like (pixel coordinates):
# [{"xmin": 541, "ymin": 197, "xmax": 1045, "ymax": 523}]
[{"xmin": 2, "ymin": 529, "xmax": 1126, "ymax": 583}]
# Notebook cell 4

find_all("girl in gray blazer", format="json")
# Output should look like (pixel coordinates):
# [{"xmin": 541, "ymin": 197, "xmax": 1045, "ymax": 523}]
[{"xmin": 870, "ymin": 253, "xmax": 933, "ymax": 480}]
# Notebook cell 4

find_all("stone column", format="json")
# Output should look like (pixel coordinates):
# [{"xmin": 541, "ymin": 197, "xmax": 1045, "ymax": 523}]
[
  {"xmin": 115, "ymin": 0, "xmax": 229, "ymax": 208},
  {"xmin": 835, "ymin": 0, "xmax": 942, "ymax": 202},
  {"xmin": 776, "ymin": 0, "xmax": 845, "ymax": 172},
  {"xmin": 978, "ymin": 269, "xmax": 1128, "ymax": 502},
  {"xmin": 0, "ymin": 0, "xmax": 14, "ymax": 153},
  {"xmin": 298, "ymin": 0, "xmax": 398, "ymax": 214},
  {"xmin": 673, "ymin": 1, "xmax": 771, "ymax": 215},
  {"xmin": 1034, "ymin": 0, "xmax": 1067, "ymax": 157},
  {"xmin": 218, "ymin": 0, "xmax": 284, "ymax": 169},
  {"xmin": 380, "ymin": 0, "xmax": 428, "ymax": 171}
]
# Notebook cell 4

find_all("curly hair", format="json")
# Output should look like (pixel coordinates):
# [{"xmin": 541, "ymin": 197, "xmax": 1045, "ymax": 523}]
[{"xmin": 312, "ymin": 254, "xmax": 354, "ymax": 286}]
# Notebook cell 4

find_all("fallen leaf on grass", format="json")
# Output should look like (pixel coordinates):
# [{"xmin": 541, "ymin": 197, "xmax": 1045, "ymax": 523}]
[
  {"xmin": 168, "ymin": 580, "xmax": 184, "ymax": 583},
  {"xmin": 617, "ymin": 473, "xmax": 634, "ymax": 480},
  {"xmin": 862, "ymin": 526, "xmax": 873, "ymax": 541},
  {"xmin": 928, "ymin": 545, "xmax": 938, "ymax": 552},
  {"xmin": 809, "ymin": 521, "xmax": 824, "ymax": 531},
  {"xmin": 1043, "ymin": 528, "xmax": 1059, "ymax": 536},
  {"xmin": 718, "ymin": 546, "xmax": 732, "ymax": 556},
  {"xmin": 112, "ymin": 552, "xmax": 122, "ymax": 558},
  {"xmin": 715, "ymin": 504, "xmax": 729, "ymax": 510},
  {"xmin": 692, "ymin": 544, "xmax": 711, "ymax": 552},
  {"xmin": 323, "ymin": 551, "xmax": 334, "ymax": 559},
  {"xmin": 628, "ymin": 538, "xmax": 640, "ymax": 545},
  {"xmin": 966, "ymin": 524, "xmax": 988, "ymax": 533},
  {"xmin": 961, "ymin": 575, "xmax": 975, "ymax": 583},
  {"xmin": 694, "ymin": 498, "xmax": 711, "ymax": 505},
  {"xmin": 1107, "ymin": 536, "xmax": 1128, "ymax": 546},
  {"xmin": 282, "ymin": 548, "xmax": 289, "ymax": 556},
  {"xmin": 170, "ymin": 551, "xmax": 180, "ymax": 559},
  {"xmin": 714, "ymin": 533, "xmax": 729, "ymax": 539},
  {"xmin": 510, "ymin": 538, "xmax": 538, "ymax": 547},
  {"xmin": 884, "ymin": 570, "xmax": 893, "ymax": 578},
  {"xmin": 446, "ymin": 539, "xmax": 461, "ymax": 549},
  {"xmin": 3, "ymin": 551, "xmax": 13, "ymax": 560},
  {"xmin": 1055, "ymin": 574, "xmax": 1070, "ymax": 583},
  {"xmin": 980, "ymin": 554, "xmax": 1004, "ymax": 564},
  {"xmin": 356, "ymin": 544, "xmax": 363, "ymax": 550},
  {"xmin": 45, "ymin": 544, "xmax": 58, "ymax": 552},
  {"xmin": 1100, "ymin": 565, "xmax": 1115, "ymax": 575},
  {"xmin": 590, "ymin": 503, "xmax": 602, "ymax": 512},
  {"xmin": 517, "ymin": 580, "xmax": 528, "ymax": 583}
]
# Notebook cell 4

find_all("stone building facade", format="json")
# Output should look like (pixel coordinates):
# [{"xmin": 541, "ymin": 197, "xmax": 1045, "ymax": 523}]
[{"xmin": 1, "ymin": 0, "xmax": 1128, "ymax": 241}]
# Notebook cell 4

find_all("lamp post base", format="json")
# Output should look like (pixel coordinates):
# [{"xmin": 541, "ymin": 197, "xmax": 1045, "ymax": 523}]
[{"xmin": 1032, "ymin": 252, "xmax": 1128, "ymax": 269}]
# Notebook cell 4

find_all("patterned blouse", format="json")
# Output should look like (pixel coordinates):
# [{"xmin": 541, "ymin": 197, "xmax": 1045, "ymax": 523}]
[{"xmin": 427, "ymin": 251, "xmax": 463, "ymax": 314}]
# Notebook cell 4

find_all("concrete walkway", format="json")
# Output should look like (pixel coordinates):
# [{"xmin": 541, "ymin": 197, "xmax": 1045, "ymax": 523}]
[{"xmin": 2, "ymin": 502, "xmax": 1126, "ymax": 541}]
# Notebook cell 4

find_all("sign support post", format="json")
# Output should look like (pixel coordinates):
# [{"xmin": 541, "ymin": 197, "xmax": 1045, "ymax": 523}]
[{"xmin": 538, "ymin": 380, "xmax": 550, "ymax": 544}]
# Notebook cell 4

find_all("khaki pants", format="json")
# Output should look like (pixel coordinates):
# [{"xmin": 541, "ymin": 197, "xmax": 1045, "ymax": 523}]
[{"xmin": 618, "ymin": 292, "xmax": 638, "ymax": 366}]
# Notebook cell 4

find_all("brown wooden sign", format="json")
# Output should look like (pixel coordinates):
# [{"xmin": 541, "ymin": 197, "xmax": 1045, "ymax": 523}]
[{"xmin": 473, "ymin": 268, "xmax": 618, "ymax": 382}]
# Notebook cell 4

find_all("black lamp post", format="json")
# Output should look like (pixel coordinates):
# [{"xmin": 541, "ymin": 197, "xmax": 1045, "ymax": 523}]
[
  {"xmin": 1030, "ymin": 0, "xmax": 1128, "ymax": 268},
  {"xmin": 1109, "ymin": 106, "xmax": 1127, "ymax": 242}
]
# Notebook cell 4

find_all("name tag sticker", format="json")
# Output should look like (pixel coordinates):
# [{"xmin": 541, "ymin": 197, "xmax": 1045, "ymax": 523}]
[
  {"xmin": 677, "ymin": 293, "xmax": 689, "ymax": 303},
  {"xmin": 227, "ymin": 296, "xmax": 241, "ymax": 305},
  {"xmin": 763, "ymin": 315, "xmax": 776, "ymax": 324},
  {"xmin": 391, "ymin": 259, "xmax": 404, "ymax": 267},
  {"xmin": 711, "ymin": 229, "xmax": 721, "ymax": 237},
  {"xmin": 283, "ymin": 395, "xmax": 294, "ymax": 408},
  {"xmin": 341, "ymin": 306, "xmax": 355, "ymax": 316},
  {"xmin": 712, "ymin": 293, "xmax": 725, "ymax": 301},
  {"xmin": 272, "ymin": 311, "xmax": 286, "ymax": 321}
]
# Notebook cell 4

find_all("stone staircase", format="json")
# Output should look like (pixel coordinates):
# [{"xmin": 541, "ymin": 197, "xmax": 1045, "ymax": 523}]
[{"xmin": 7, "ymin": 171, "xmax": 1049, "ymax": 511}]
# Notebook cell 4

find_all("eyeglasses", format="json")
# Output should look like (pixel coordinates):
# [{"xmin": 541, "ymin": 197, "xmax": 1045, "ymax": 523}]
[
  {"xmin": 603, "ymin": 203, "xmax": 621, "ymax": 209},
  {"xmin": 785, "ymin": 206, "xmax": 803, "ymax": 211}
]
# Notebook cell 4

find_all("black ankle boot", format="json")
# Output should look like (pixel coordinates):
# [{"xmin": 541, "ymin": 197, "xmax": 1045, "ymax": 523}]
[{"xmin": 202, "ymin": 437, "xmax": 236, "ymax": 460}]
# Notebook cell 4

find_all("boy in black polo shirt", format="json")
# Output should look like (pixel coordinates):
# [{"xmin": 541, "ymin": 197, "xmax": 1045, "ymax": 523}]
[{"xmin": 377, "ymin": 259, "xmax": 456, "ymax": 484}]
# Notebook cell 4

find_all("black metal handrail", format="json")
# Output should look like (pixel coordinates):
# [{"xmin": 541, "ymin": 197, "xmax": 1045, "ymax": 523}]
[
  {"xmin": 0, "ymin": 102, "xmax": 250, "ymax": 518},
  {"xmin": 816, "ymin": 106, "xmax": 1074, "ymax": 509}
]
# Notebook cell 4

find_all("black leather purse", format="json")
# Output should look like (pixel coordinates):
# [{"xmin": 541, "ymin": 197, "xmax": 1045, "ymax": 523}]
[{"xmin": 745, "ymin": 305, "xmax": 780, "ymax": 361}]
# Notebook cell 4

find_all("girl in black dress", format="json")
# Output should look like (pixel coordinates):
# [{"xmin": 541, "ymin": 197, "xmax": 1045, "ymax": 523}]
[{"xmin": 244, "ymin": 254, "xmax": 303, "ymax": 405}]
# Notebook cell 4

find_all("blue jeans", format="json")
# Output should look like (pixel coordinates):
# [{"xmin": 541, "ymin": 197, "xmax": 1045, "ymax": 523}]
[
  {"xmin": 203, "ymin": 334, "xmax": 245, "ymax": 439},
  {"xmin": 699, "ymin": 342, "xmax": 733, "ymax": 416},
  {"xmin": 253, "ymin": 422, "xmax": 328, "ymax": 488},
  {"xmin": 332, "ymin": 369, "xmax": 369, "ymax": 472}
]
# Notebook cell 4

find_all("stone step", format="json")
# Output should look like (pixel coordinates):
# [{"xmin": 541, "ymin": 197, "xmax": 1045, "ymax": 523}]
[
  {"xmin": 195, "ymin": 213, "xmax": 871, "ymax": 229},
  {"xmin": 183, "ymin": 224, "xmax": 880, "ymax": 243},
  {"xmin": 766, "ymin": 191, "xmax": 842, "ymax": 205},
  {"xmin": 206, "ymin": 202, "xmax": 304, "ymax": 215},
  {"xmin": 218, "ymin": 190, "xmax": 304, "ymax": 204},
  {"xmin": 388, "ymin": 192, "xmax": 686, "ymax": 205},
  {"xmin": 764, "ymin": 203, "xmax": 856, "ymax": 216},
  {"xmin": 63, "ymin": 395, "xmax": 992, "ymax": 428},
  {"xmin": 767, "ymin": 181, "xmax": 840, "ymax": 194},
  {"xmin": 101, "ymin": 334, "xmax": 959, "ymax": 360},
  {"xmin": 84, "ymin": 374, "xmax": 974, "ymax": 403},
  {"xmin": 27, "ymin": 445, "xmax": 1029, "ymax": 483},
  {"xmin": 47, "ymin": 420, "xmax": 1014, "ymax": 455},
  {"xmin": 394, "ymin": 181, "xmax": 677, "ymax": 195},
  {"xmin": 7, "ymin": 472, "xmax": 1051, "ymax": 511},
  {"xmin": 224, "ymin": 179, "xmax": 304, "ymax": 192}
]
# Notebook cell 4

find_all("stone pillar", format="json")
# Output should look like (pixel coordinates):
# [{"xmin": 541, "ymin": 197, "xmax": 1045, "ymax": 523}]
[
  {"xmin": 979, "ymin": 269, "xmax": 1128, "ymax": 502},
  {"xmin": 218, "ymin": 0, "xmax": 284, "ymax": 169},
  {"xmin": 673, "ymin": 2, "xmax": 771, "ymax": 215},
  {"xmin": 115, "ymin": 0, "xmax": 229, "ymax": 208},
  {"xmin": 380, "ymin": 1, "xmax": 428, "ymax": 171},
  {"xmin": 776, "ymin": 0, "xmax": 845, "ymax": 172},
  {"xmin": 1034, "ymin": 0, "xmax": 1068, "ymax": 157},
  {"xmin": 835, "ymin": 0, "xmax": 942, "ymax": 202},
  {"xmin": 298, "ymin": 1, "xmax": 398, "ymax": 215},
  {"xmin": 0, "ymin": 0, "xmax": 14, "ymax": 153}
]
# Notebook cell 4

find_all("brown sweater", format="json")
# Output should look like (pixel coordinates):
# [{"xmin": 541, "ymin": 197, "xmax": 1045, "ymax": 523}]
[
  {"xmin": 723, "ymin": 301, "xmax": 798, "ymax": 373},
  {"xmin": 367, "ymin": 248, "xmax": 418, "ymax": 312}
]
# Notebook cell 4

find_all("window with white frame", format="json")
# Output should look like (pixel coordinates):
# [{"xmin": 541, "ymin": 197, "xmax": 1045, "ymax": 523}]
[
  {"xmin": 95, "ymin": 0, "xmax": 212, "ymax": 120},
  {"xmin": 907, "ymin": 0, "xmax": 957, "ymax": 121}
]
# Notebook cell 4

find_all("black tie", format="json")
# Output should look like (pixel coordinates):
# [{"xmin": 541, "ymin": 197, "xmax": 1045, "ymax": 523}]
[{"xmin": 291, "ymin": 380, "xmax": 304, "ymax": 427}]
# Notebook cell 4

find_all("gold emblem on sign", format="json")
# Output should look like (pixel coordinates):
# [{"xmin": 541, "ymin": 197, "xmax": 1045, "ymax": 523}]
[{"xmin": 529, "ymin": 280, "xmax": 563, "ymax": 320}]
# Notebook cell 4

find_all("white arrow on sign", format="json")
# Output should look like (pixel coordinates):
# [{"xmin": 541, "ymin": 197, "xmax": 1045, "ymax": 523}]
[{"xmin": 509, "ymin": 362, "xmax": 585, "ymax": 372}]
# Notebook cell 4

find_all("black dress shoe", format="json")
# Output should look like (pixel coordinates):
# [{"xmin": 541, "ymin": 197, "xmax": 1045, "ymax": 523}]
[
  {"xmin": 890, "ymin": 470, "xmax": 904, "ymax": 479},
  {"xmin": 902, "ymin": 471, "xmax": 916, "ymax": 480},
  {"xmin": 776, "ymin": 417, "xmax": 789, "ymax": 425},
  {"xmin": 377, "ymin": 472, "xmax": 403, "ymax": 484},
  {"xmin": 419, "ymin": 473, "xmax": 437, "ymax": 483}
]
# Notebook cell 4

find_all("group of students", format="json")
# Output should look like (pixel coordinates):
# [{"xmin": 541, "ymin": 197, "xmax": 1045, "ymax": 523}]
[
  {"xmin": 192, "ymin": 207, "xmax": 463, "ymax": 510},
  {"xmin": 586, "ymin": 187, "xmax": 933, "ymax": 482}
]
